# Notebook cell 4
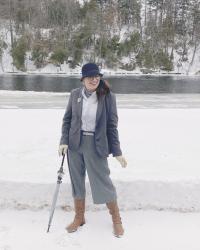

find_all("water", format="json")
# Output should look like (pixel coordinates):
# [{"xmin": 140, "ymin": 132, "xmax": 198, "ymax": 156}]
[
  {"xmin": 0, "ymin": 74, "xmax": 200, "ymax": 109},
  {"xmin": 0, "ymin": 74, "xmax": 200, "ymax": 94}
]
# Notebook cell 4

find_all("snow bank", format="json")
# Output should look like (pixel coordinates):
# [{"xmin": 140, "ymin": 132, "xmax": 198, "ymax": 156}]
[{"xmin": 1, "ymin": 179, "xmax": 200, "ymax": 212}]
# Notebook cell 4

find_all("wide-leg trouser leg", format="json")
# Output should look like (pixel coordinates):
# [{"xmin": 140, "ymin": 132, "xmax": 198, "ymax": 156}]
[
  {"xmin": 81, "ymin": 136, "xmax": 117, "ymax": 204},
  {"xmin": 68, "ymin": 149, "xmax": 86, "ymax": 199},
  {"xmin": 67, "ymin": 135, "xmax": 117, "ymax": 204}
]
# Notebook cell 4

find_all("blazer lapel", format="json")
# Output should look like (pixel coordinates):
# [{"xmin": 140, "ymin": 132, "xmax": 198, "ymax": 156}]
[
  {"xmin": 76, "ymin": 87, "xmax": 83, "ymax": 119},
  {"xmin": 96, "ymin": 95, "xmax": 105, "ymax": 127}
]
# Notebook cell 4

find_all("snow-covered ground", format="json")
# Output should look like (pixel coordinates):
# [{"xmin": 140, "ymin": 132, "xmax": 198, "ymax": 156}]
[
  {"xmin": 1, "ymin": 106, "xmax": 200, "ymax": 211},
  {"xmin": 1, "ymin": 91, "xmax": 200, "ymax": 249},
  {"xmin": 1, "ymin": 209, "xmax": 200, "ymax": 250}
]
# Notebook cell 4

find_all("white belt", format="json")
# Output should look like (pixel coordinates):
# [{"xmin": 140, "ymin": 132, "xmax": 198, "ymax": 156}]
[{"xmin": 82, "ymin": 131, "xmax": 94, "ymax": 136}]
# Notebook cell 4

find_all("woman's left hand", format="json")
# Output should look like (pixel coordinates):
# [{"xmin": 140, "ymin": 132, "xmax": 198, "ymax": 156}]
[{"xmin": 115, "ymin": 155, "xmax": 127, "ymax": 168}]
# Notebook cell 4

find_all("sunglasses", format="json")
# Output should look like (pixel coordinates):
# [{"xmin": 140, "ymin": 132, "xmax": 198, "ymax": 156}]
[{"xmin": 86, "ymin": 75, "xmax": 101, "ymax": 80}]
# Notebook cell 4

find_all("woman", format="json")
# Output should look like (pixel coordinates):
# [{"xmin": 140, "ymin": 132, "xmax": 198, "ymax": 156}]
[{"xmin": 58, "ymin": 62, "xmax": 127, "ymax": 237}]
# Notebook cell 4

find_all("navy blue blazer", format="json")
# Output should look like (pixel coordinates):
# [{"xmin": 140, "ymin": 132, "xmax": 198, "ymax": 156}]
[{"xmin": 60, "ymin": 87, "xmax": 122, "ymax": 158}]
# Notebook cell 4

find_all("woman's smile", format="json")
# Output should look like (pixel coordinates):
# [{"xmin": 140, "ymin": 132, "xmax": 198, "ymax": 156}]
[{"xmin": 84, "ymin": 76, "xmax": 100, "ymax": 91}]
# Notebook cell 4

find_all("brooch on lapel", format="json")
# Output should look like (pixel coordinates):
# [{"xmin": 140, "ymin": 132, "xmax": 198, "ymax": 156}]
[{"xmin": 77, "ymin": 97, "xmax": 81, "ymax": 103}]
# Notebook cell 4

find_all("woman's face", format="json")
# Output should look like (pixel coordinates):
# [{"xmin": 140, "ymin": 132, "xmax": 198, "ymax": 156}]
[{"xmin": 83, "ymin": 75, "xmax": 100, "ymax": 92}]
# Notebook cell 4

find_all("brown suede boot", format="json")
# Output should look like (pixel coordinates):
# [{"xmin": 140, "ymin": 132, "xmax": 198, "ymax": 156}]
[
  {"xmin": 106, "ymin": 200, "xmax": 124, "ymax": 237},
  {"xmin": 66, "ymin": 198, "xmax": 86, "ymax": 233}
]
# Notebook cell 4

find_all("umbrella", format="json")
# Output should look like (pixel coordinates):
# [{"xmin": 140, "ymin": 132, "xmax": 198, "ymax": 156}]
[{"xmin": 47, "ymin": 152, "xmax": 66, "ymax": 233}]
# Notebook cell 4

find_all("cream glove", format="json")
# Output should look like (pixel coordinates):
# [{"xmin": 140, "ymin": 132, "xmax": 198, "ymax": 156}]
[
  {"xmin": 58, "ymin": 144, "xmax": 68, "ymax": 156},
  {"xmin": 115, "ymin": 155, "xmax": 127, "ymax": 168}
]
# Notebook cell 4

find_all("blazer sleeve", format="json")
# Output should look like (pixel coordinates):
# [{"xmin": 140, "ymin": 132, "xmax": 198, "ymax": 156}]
[
  {"xmin": 106, "ymin": 92, "xmax": 122, "ymax": 157},
  {"xmin": 59, "ymin": 92, "xmax": 73, "ymax": 145}
]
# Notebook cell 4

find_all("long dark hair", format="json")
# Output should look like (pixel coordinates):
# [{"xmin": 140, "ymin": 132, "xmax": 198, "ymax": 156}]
[{"xmin": 96, "ymin": 79, "xmax": 110, "ymax": 99}]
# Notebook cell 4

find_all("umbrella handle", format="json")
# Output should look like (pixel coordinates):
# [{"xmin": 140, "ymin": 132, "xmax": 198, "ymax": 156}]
[
  {"xmin": 57, "ymin": 153, "xmax": 65, "ymax": 175},
  {"xmin": 61, "ymin": 153, "xmax": 65, "ymax": 167}
]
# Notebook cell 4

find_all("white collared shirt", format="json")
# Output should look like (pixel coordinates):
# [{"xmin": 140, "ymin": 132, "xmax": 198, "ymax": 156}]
[{"xmin": 81, "ymin": 88, "xmax": 98, "ymax": 132}]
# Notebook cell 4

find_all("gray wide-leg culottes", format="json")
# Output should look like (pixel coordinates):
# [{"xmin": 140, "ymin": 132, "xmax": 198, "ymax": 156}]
[{"xmin": 68, "ymin": 134, "xmax": 117, "ymax": 204}]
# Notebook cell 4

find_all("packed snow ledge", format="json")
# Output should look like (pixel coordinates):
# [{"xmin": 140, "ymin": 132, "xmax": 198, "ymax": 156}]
[{"xmin": 1, "ymin": 107, "xmax": 200, "ymax": 212}]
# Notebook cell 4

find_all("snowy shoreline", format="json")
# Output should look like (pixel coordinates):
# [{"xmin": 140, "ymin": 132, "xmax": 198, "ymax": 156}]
[{"xmin": 0, "ymin": 71, "xmax": 200, "ymax": 77}]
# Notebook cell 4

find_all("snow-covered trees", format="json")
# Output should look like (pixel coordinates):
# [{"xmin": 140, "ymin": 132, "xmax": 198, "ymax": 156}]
[{"xmin": 0, "ymin": 0, "xmax": 199, "ymax": 72}]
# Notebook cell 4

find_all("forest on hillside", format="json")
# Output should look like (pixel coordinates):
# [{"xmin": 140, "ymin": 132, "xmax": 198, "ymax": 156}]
[{"xmin": 0, "ymin": 0, "xmax": 199, "ymax": 72}]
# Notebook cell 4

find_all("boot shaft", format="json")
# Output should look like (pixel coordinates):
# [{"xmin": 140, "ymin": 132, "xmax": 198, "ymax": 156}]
[
  {"xmin": 74, "ymin": 198, "xmax": 85, "ymax": 219},
  {"xmin": 66, "ymin": 198, "xmax": 86, "ymax": 233},
  {"xmin": 106, "ymin": 200, "xmax": 124, "ymax": 237},
  {"xmin": 106, "ymin": 200, "xmax": 122, "ymax": 224}
]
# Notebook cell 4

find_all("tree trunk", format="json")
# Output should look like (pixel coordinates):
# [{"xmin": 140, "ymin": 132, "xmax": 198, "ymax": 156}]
[
  {"xmin": 187, "ymin": 40, "xmax": 198, "ymax": 75},
  {"xmin": 9, "ymin": 0, "xmax": 14, "ymax": 49}
]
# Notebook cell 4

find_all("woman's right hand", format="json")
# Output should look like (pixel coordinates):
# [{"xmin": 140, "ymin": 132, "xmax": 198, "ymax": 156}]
[{"xmin": 58, "ymin": 144, "xmax": 68, "ymax": 156}]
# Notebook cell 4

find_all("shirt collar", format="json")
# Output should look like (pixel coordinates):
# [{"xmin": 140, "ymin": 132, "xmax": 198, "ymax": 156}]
[{"xmin": 82, "ymin": 88, "xmax": 97, "ymax": 100}]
